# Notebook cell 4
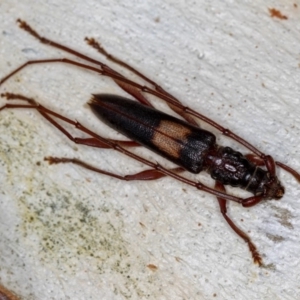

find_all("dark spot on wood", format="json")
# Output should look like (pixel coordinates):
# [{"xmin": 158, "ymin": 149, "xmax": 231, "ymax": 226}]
[
  {"xmin": 268, "ymin": 8, "xmax": 288, "ymax": 20},
  {"xmin": 147, "ymin": 264, "xmax": 158, "ymax": 271}
]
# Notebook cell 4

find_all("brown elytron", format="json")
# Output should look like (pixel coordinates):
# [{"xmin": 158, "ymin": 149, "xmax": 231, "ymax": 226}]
[{"xmin": 1, "ymin": 20, "xmax": 299, "ymax": 266}]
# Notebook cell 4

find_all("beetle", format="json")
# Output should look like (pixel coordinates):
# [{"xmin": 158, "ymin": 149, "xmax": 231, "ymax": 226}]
[{"xmin": 1, "ymin": 20, "xmax": 299, "ymax": 266}]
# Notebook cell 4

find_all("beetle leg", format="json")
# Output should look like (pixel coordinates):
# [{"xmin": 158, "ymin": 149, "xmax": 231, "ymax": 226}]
[
  {"xmin": 241, "ymin": 195, "xmax": 264, "ymax": 207},
  {"xmin": 246, "ymin": 154, "xmax": 276, "ymax": 175},
  {"xmin": 215, "ymin": 181, "xmax": 262, "ymax": 266},
  {"xmin": 46, "ymin": 156, "xmax": 184, "ymax": 181},
  {"xmin": 0, "ymin": 93, "xmax": 140, "ymax": 149},
  {"xmin": 246, "ymin": 154, "xmax": 300, "ymax": 183},
  {"xmin": 84, "ymin": 36, "xmax": 198, "ymax": 126},
  {"xmin": 245, "ymin": 154, "xmax": 266, "ymax": 166}
]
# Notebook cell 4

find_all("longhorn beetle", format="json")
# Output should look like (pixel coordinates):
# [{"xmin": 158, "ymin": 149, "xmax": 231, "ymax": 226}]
[{"xmin": 1, "ymin": 20, "xmax": 300, "ymax": 266}]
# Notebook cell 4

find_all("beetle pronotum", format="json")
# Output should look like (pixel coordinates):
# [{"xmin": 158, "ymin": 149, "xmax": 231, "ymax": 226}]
[{"xmin": 1, "ymin": 20, "xmax": 299, "ymax": 266}]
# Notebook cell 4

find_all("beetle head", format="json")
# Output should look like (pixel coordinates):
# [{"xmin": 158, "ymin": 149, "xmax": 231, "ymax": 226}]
[{"xmin": 263, "ymin": 175, "xmax": 285, "ymax": 200}]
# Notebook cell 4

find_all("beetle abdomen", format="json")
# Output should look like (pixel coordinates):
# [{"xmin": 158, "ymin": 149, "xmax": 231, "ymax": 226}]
[{"xmin": 89, "ymin": 94, "xmax": 216, "ymax": 173}]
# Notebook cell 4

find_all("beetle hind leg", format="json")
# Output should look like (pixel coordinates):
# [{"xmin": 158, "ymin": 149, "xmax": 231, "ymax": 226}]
[
  {"xmin": 1, "ymin": 92, "xmax": 184, "ymax": 181},
  {"xmin": 45, "ymin": 156, "xmax": 184, "ymax": 181},
  {"xmin": 0, "ymin": 92, "xmax": 141, "ymax": 149}
]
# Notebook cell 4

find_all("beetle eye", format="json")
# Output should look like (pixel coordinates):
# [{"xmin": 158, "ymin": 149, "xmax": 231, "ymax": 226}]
[{"xmin": 275, "ymin": 186, "xmax": 285, "ymax": 199}]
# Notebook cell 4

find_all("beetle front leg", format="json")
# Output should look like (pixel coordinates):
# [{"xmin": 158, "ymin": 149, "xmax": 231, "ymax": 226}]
[
  {"xmin": 246, "ymin": 154, "xmax": 276, "ymax": 176},
  {"xmin": 241, "ymin": 195, "xmax": 263, "ymax": 207},
  {"xmin": 215, "ymin": 181, "xmax": 263, "ymax": 266},
  {"xmin": 246, "ymin": 154, "xmax": 300, "ymax": 183}
]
